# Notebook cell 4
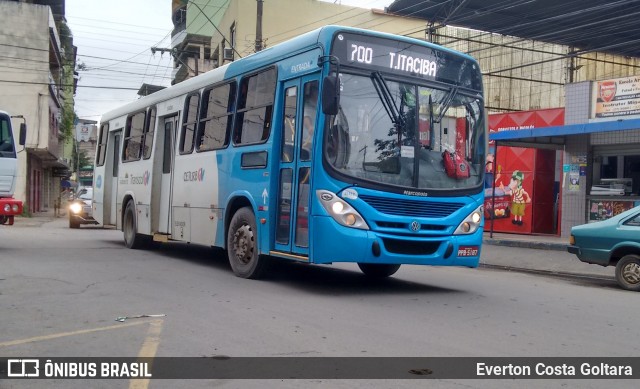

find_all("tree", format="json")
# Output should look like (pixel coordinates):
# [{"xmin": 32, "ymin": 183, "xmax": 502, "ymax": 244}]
[{"xmin": 71, "ymin": 144, "xmax": 91, "ymax": 173}]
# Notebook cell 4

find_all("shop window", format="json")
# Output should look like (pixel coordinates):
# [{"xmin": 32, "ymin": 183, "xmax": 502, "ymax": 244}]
[{"xmin": 600, "ymin": 156, "xmax": 617, "ymax": 179}]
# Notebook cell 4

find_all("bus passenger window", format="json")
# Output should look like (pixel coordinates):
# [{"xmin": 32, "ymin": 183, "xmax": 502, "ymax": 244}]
[
  {"xmin": 181, "ymin": 93, "xmax": 199, "ymax": 154},
  {"xmin": 143, "ymin": 107, "xmax": 156, "ymax": 159},
  {"xmin": 123, "ymin": 111, "xmax": 145, "ymax": 162},
  {"xmin": 233, "ymin": 68, "xmax": 276, "ymax": 145},
  {"xmin": 281, "ymin": 86, "xmax": 297, "ymax": 162},
  {"xmin": 301, "ymin": 81, "xmax": 318, "ymax": 161},
  {"xmin": 96, "ymin": 123, "xmax": 108, "ymax": 166},
  {"xmin": 197, "ymin": 82, "xmax": 235, "ymax": 151}
]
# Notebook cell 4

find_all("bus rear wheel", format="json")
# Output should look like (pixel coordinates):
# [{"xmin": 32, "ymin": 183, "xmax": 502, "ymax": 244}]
[
  {"xmin": 227, "ymin": 207, "xmax": 267, "ymax": 279},
  {"xmin": 123, "ymin": 201, "xmax": 145, "ymax": 249},
  {"xmin": 357, "ymin": 263, "xmax": 401, "ymax": 278}
]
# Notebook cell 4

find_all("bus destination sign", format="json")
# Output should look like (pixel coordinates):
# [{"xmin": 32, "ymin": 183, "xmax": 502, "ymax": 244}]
[
  {"xmin": 332, "ymin": 33, "xmax": 440, "ymax": 79},
  {"xmin": 330, "ymin": 32, "xmax": 484, "ymax": 91}
]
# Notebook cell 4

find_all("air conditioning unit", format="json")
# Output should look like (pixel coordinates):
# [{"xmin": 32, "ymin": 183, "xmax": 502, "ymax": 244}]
[{"xmin": 223, "ymin": 48, "xmax": 234, "ymax": 61}]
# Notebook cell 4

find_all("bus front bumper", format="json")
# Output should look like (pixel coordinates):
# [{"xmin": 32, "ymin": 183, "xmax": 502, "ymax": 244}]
[{"xmin": 312, "ymin": 216, "xmax": 481, "ymax": 268}]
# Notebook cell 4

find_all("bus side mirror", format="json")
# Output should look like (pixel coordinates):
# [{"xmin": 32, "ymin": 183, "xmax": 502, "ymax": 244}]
[
  {"xmin": 19, "ymin": 123, "xmax": 26, "ymax": 146},
  {"xmin": 322, "ymin": 75, "xmax": 340, "ymax": 116}
]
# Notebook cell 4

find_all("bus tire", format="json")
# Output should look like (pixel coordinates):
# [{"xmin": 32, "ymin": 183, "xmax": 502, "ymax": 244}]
[
  {"xmin": 615, "ymin": 254, "xmax": 640, "ymax": 292},
  {"xmin": 0, "ymin": 216, "xmax": 8, "ymax": 225},
  {"xmin": 123, "ymin": 201, "xmax": 145, "ymax": 249},
  {"xmin": 357, "ymin": 263, "xmax": 401, "ymax": 278},
  {"xmin": 227, "ymin": 207, "xmax": 267, "ymax": 279}
]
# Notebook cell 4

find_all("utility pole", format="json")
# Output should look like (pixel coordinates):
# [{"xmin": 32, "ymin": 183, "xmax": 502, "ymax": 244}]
[{"xmin": 255, "ymin": 0, "xmax": 263, "ymax": 52}]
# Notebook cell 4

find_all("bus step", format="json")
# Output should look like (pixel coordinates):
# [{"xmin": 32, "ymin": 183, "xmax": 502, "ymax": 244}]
[{"xmin": 153, "ymin": 233, "xmax": 170, "ymax": 243}]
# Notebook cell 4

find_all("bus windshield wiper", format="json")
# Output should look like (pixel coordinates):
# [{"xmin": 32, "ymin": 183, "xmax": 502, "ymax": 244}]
[
  {"xmin": 370, "ymin": 71, "xmax": 405, "ymax": 128},
  {"xmin": 434, "ymin": 85, "xmax": 459, "ymax": 124}
]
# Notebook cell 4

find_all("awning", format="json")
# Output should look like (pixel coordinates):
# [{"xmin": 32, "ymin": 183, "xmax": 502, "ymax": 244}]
[{"xmin": 489, "ymin": 118, "xmax": 640, "ymax": 149}]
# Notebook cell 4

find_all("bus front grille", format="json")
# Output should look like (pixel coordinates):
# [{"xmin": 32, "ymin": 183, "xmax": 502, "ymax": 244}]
[
  {"xmin": 359, "ymin": 195, "xmax": 464, "ymax": 218},
  {"xmin": 375, "ymin": 221, "xmax": 447, "ymax": 231}
]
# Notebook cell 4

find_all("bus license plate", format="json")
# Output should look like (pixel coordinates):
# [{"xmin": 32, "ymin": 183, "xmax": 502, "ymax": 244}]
[{"xmin": 457, "ymin": 246, "xmax": 479, "ymax": 257}]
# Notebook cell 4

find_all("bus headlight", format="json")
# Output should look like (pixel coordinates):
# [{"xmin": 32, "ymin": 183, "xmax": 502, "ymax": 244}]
[
  {"xmin": 69, "ymin": 202, "xmax": 82, "ymax": 214},
  {"xmin": 12, "ymin": 204, "xmax": 19, "ymax": 212},
  {"xmin": 454, "ymin": 205, "xmax": 483, "ymax": 235},
  {"xmin": 3, "ymin": 204, "xmax": 10, "ymax": 212},
  {"xmin": 317, "ymin": 190, "xmax": 369, "ymax": 230}
]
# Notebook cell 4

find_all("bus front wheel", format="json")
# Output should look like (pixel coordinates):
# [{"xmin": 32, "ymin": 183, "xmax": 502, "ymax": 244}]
[
  {"xmin": 227, "ymin": 207, "xmax": 267, "ymax": 279},
  {"xmin": 123, "ymin": 201, "xmax": 145, "ymax": 249},
  {"xmin": 357, "ymin": 263, "xmax": 401, "ymax": 278}
]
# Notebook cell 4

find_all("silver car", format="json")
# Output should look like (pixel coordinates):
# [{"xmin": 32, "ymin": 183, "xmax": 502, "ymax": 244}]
[{"xmin": 68, "ymin": 187, "xmax": 97, "ymax": 228}]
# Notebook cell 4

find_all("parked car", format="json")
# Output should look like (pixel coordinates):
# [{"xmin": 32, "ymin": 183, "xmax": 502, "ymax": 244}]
[
  {"xmin": 68, "ymin": 187, "xmax": 97, "ymax": 228},
  {"xmin": 568, "ymin": 205, "xmax": 640, "ymax": 291}
]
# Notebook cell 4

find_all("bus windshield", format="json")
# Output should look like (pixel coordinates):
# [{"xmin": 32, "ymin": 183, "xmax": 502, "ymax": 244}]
[
  {"xmin": 0, "ymin": 116, "xmax": 16, "ymax": 158},
  {"xmin": 324, "ymin": 71, "xmax": 485, "ymax": 191}
]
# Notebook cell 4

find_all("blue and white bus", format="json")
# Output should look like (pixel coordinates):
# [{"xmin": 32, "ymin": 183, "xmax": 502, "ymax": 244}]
[{"xmin": 92, "ymin": 26, "xmax": 486, "ymax": 279}]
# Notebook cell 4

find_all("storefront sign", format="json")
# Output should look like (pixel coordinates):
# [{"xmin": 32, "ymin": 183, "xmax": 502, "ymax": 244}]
[{"xmin": 592, "ymin": 76, "xmax": 640, "ymax": 118}]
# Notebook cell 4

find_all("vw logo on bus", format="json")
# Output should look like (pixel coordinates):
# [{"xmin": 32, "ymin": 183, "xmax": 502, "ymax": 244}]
[{"xmin": 410, "ymin": 221, "xmax": 421, "ymax": 232}]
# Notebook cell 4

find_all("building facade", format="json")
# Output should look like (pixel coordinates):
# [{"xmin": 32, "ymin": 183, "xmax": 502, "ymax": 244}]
[{"xmin": 0, "ymin": 0, "xmax": 73, "ymax": 214}]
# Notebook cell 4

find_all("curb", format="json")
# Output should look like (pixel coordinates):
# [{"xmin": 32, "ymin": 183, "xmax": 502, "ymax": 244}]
[
  {"xmin": 483, "ymin": 238, "xmax": 568, "ymax": 251},
  {"xmin": 479, "ymin": 263, "xmax": 614, "ymax": 281}
]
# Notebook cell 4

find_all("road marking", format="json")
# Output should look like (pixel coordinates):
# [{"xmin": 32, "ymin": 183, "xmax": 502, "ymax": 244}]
[
  {"xmin": 129, "ymin": 319, "xmax": 163, "ymax": 389},
  {"xmin": 0, "ymin": 320, "xmax": 149, "ymax": 348}
]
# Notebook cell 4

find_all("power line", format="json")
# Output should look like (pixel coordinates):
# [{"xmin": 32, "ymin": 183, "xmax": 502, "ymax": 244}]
[{"xmin": 0, "ymin": 79, "xmax": 140, "ymax": 91}]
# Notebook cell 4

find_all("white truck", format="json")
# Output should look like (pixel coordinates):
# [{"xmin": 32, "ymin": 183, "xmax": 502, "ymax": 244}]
[{"xmin": 0, "ymin": 110, "xmax": 26, "ymax": 225}]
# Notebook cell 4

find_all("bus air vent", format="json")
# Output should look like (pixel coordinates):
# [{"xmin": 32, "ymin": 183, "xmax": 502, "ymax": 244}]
[
  {"xmin": 381, "ymin": 238, "xmax": 440, "ymax": 255},
  {"xmin": 359, "ymin": 195, "xmax": 464, "ymax": 218}
]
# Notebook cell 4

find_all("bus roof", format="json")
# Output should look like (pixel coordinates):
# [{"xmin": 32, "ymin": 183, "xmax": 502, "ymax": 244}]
[{"xmin": 100, "ymin": 25, "xmax": 480, "ymax": 123}]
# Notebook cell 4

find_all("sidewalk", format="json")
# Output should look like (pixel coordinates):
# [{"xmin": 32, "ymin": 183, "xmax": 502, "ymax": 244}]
[
  {"xmin": 11, "ymin": 208, "xmax": 62, "ymax": 227},
  {"xmin": 484, "ymin": 231, "xmax": 569, "ymax": 251},
  {"xmin": 9, "ymin": 211, "xmax": 614, "ymax": 280},
  {"xmin": 482, "ymin": 231, "xmax": 615, "ymax": 280}
]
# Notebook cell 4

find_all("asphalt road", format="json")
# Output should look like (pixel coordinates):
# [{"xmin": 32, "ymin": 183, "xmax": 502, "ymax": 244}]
[{"xmin": 0, "ymin": 218, "xmax": 637, "ymax": 389}]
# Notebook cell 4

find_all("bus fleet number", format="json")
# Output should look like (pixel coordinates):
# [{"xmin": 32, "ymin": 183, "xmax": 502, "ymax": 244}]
[{"xmin": 351, "ymin": 44, "xmax": 373, "ymax": 64}]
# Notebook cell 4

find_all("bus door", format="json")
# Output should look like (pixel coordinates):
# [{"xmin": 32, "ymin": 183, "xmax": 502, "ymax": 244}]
[
  {"xmin": 274, "ymin": 76, "xmax": 320, "ymax": 258},
  {"xmin": 103, "ymin": 130, "xmax": 121, "ymax": 226},
  {"xmin": 155, "ymin": 115, "xmax": 178, "ymax": 234}
]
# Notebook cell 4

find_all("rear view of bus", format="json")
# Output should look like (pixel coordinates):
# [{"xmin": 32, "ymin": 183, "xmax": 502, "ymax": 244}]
[{"xmin": 309, "ymin": 29, "xmax": 486, "ymax": 276}]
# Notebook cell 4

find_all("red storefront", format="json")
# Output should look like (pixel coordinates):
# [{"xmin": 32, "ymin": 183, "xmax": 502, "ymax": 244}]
[{"xmin": 485, "ymin": 108, "xmax": 565, "ymax": 235}]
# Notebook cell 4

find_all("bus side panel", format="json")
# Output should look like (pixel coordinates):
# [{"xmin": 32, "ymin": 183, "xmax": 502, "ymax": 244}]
[
  {"xmin": 119, "ymin": 159, "xmax": 154, "ymax": 235},
  {"xmin": 171, "ymin": 151, "xmax": 201, "ymax": 243},
  {"xmin": 102, "ymin": 122, "xmax": 124, "ymax": 227},
  {"xmin": 216, "ymin": 147, "xmax": 272, "ymax": 253},
  {"xmin": 188, "ymin": 151, "xmax": 219, "ymax": 247},
  {"xmin": 93, "ymin": 165, "xmax": 105, "ymax": 225}
]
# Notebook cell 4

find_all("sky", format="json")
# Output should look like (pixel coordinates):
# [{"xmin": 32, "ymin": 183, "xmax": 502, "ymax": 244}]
[
  {"xmin": 66, "ymin": 0, "xmax": 175, "ymax": 121},
  {"xmin": 66, "ymin": 0, "xmax": 394, "ymax": 122}
]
